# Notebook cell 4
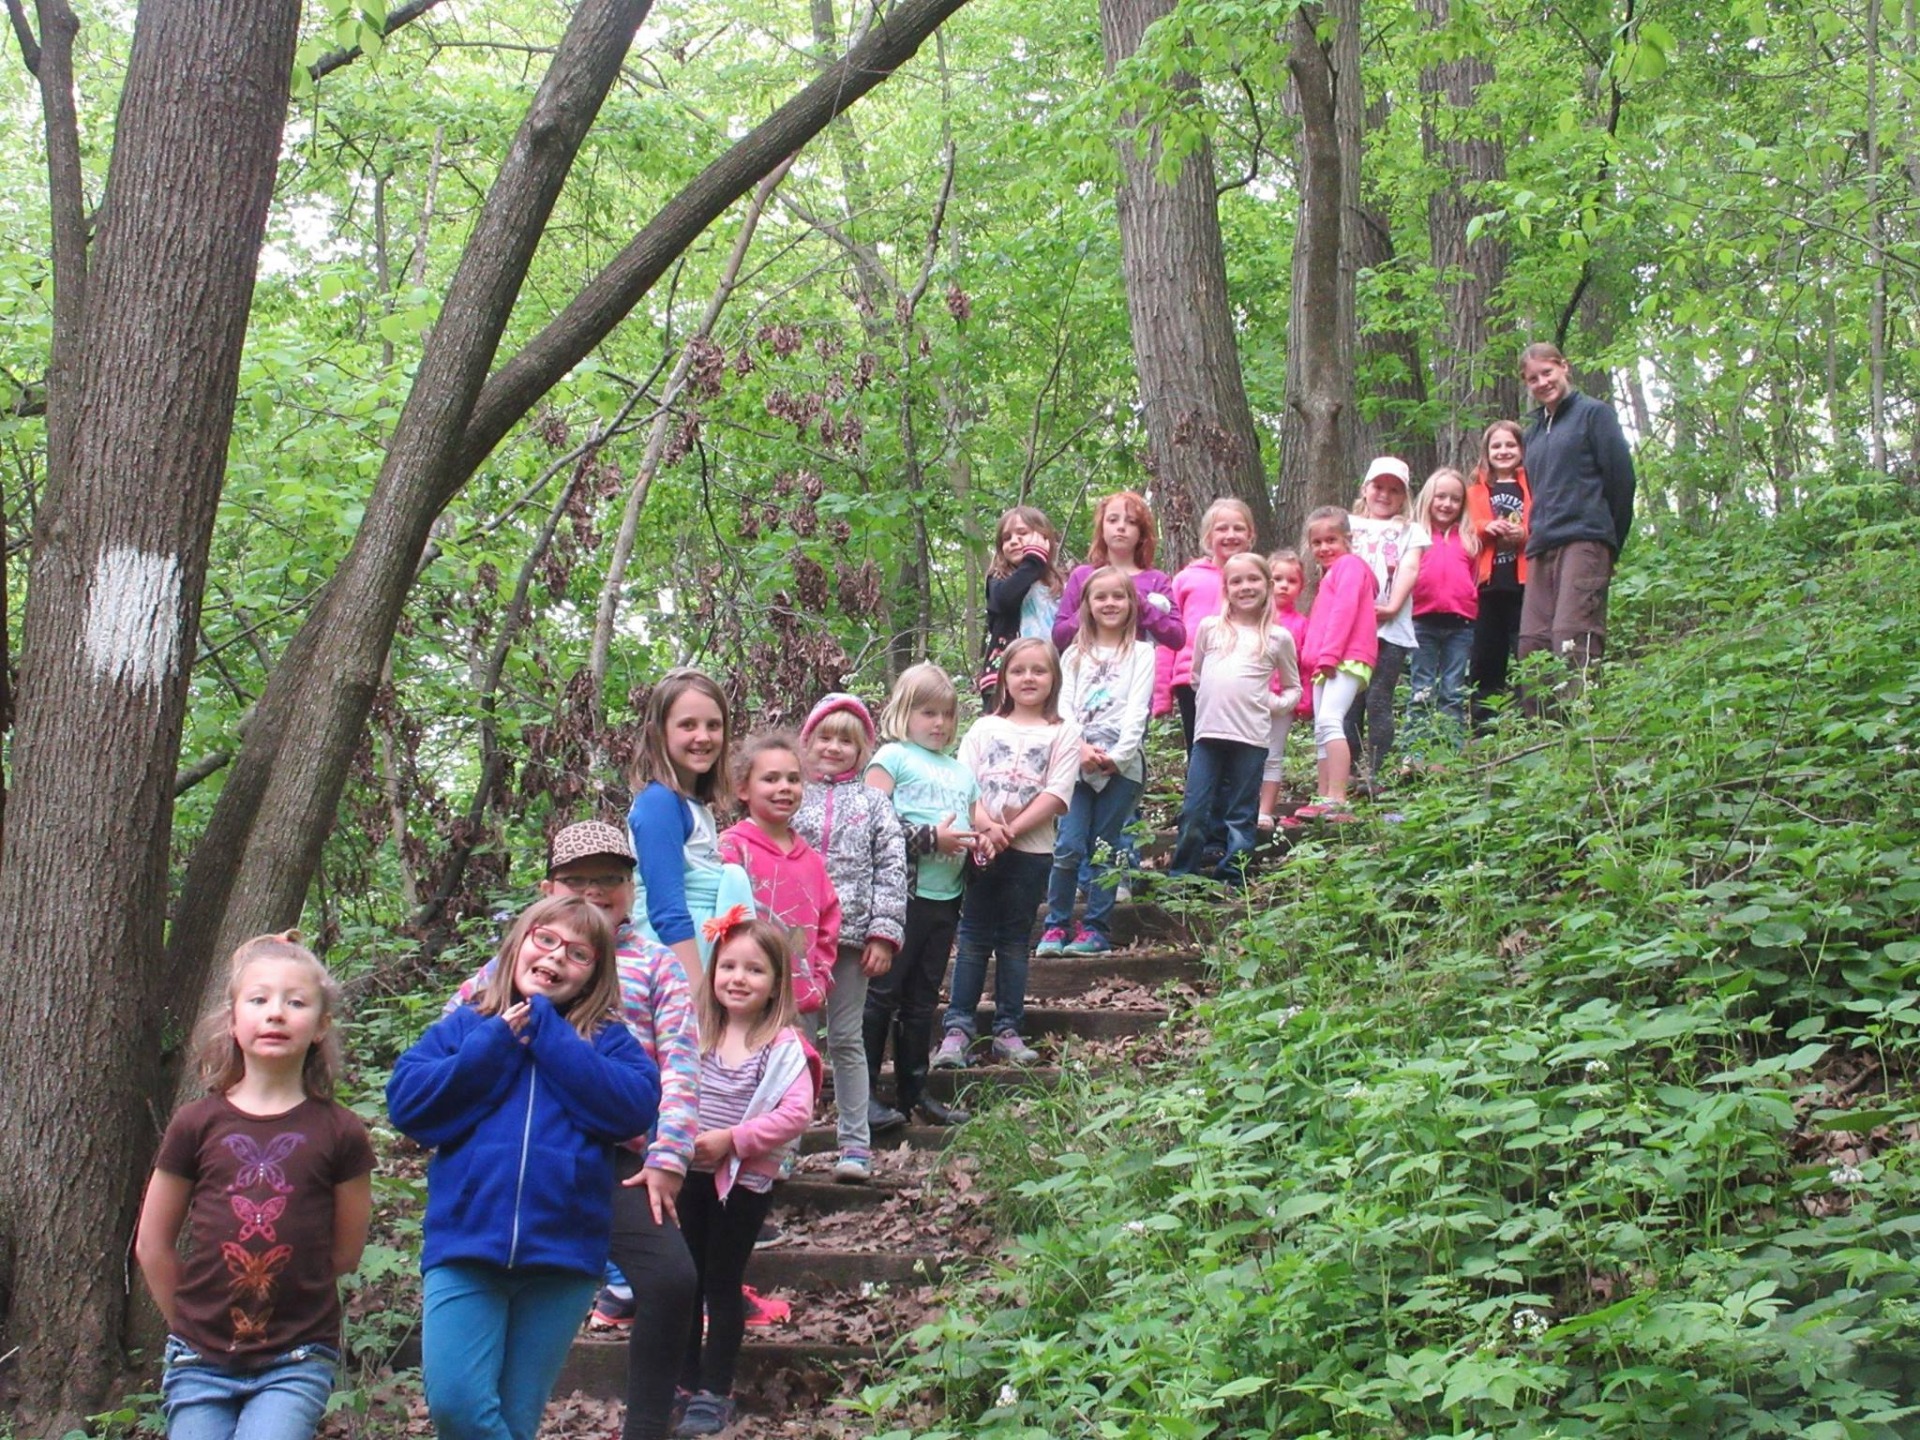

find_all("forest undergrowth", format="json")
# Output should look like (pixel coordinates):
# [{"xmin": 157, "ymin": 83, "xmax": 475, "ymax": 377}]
[{"xmin": 861, "ymin": 488, "xmax": 1920, "ymax": 1439}]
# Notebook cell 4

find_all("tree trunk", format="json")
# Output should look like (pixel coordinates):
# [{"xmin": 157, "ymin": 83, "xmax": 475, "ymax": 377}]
[
  {"xmin": 1276, "ymin": 0, "xmax": 1357, "ymax": 548},
  {"xmin": 0, "ymin": 0, "xmax": 301, "ymax": 1419},
  {"xmin": 1099, "ymin": 0, "xmax": 1273, "ymax": 558},
  {"xmin": 1418, "ymin": 0, "xmax": 1519, "ymax": 470},
  {"xmin": 1352, "ymin": 149, "xmax": 1437, "ymax": 479}
]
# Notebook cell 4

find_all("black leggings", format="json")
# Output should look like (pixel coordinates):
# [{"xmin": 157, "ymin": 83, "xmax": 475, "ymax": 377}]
[
  {"xmin": 1343, "ymin": 639, "xmax": 1409, "ymax": 779},
  {"xmin": 610, "ymin": 1150, "xmax": 700, "ymax": 1440},
  {"xmin": 1172, "ymin": 683, "xmax": 1197, "ymax": 755},
  {"xmin": 1469, "ymin": 586, "xmax": 1524, "ymax": 713},
  {"xmin": 863, "ymin": 893, "xmax": 961, "ymax": 1112},
  {"xmin": 677, "ymin": 1170, "xmax": 777, "ymax": 1397}
]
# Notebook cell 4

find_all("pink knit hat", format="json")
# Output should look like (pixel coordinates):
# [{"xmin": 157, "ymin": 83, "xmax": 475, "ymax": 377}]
[{"xmin": 798, "ymin": 693, "xmax": 877, "ymax": 751}]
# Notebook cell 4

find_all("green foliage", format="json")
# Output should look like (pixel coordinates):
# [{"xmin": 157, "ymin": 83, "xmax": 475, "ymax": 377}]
[{"xmin": 865, "ymin": 511, "xmax": 1920, "ymax": 1437}]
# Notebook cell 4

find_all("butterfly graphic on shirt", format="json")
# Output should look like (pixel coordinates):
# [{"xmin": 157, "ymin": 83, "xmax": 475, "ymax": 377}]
[
  {"xmin": 230, "ymin": 1193, "xmax": 287, "ymax": 1243},
  {"xmin": 228, "ymin": 1306, "xmax": 271, "ymax": 1348},
  {"xmin": 221, "ymin": 1132, "xmax": 306, "ymax": 1194},
  {"xmin": 223, "ymin": 1242, "xmax": 292, "ymax": 1303}
]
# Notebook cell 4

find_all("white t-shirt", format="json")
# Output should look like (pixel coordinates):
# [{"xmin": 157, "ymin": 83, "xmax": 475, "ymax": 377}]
[
  {"xmin": 1349, "ymin": 516, "xmax": 1431, "ymax": 650},
  {"xmin": 1191, "ymin": 618, "xmax": 1299, "ymax": 747},
  {"xmin": 957, "ymin": 714, "xmax": 1082, "ymax": 854}
]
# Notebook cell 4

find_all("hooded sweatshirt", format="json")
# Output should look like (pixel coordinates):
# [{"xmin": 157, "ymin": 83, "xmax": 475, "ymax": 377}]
[
  {"xmin": 702, "ymin": 1028, "xmax": 820, "ymax": 1200},
  {"xmin": 792, "ymin": 694, "xmax": 909, "ymax": 953},
  {"xmin": 1301, "ymin": 552, "xmax": 1381, "ymax": 679},
  {"xmin": 718, "ymin": 819, "xmax": 841, "ymax": 1012},
  {"xmin": 1523, "ymin": 389, "xmax": 1637, "ymax": 558},
  {"xmin": 1166, "ymin": 557, "xmax": 1225, "ymax": 691}
]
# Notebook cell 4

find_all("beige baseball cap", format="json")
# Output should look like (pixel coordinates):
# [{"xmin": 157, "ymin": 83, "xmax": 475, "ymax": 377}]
[{"xmin": 546, "ymin": 821, "xmax": 636, "ymax": 875}]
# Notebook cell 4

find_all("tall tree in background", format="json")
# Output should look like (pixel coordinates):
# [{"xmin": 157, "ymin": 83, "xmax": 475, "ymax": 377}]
[{"xmin": 1099, "ymin": 0, "xmax": 1274, "ymax": 556}]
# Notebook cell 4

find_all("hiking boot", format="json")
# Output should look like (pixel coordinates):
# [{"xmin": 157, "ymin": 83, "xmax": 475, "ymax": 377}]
[
  {"xmin": 1033, "ymin": 927, "xmax": 1068, "ymax": 957},
  {"xmin": 914, "ymin": 1094, "xmax": 969, "ymax": 1126},
  {"xmin": 1063, "ymin": 929, "xmax": 1109, "ymax": 956},
  {"xmin": 991, "ymin": 1031, "xmax": 1041, "ymax": 1065},
  {"xmin": 931, "ymin": 1028, "xmax": 971, "ymax": 1070},
  {"xmin": 866, "ymin": 1097, "xmax": 907, "ymax": 1134}
]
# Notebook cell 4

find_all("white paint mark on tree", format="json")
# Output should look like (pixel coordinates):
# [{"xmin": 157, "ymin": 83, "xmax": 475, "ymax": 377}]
[{"xmin": 82, "ymin": 548, "xmax": 182, "ymax": 690}]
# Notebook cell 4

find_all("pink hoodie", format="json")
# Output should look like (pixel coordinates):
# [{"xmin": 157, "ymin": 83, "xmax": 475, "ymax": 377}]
[
  {"xmin": 1300, "ymin": 552, "xmax": 1380, "ymax": 678},
  {"xmin": 719, "ymin": 820, "xmax": 842, "ymax": 1013},
  {"xmin": 1269, "ymin": 601, "xmax": 1312, "ymax": 716},
  {"xmin": 1163, "ymin": 557, "xmax": 1225, "ymax": 699}
]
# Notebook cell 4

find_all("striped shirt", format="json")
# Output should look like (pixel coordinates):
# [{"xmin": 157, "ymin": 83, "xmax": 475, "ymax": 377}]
[{"xmin": 694, "ymin": 1048, "xmax": 775, "ymax": 1193}]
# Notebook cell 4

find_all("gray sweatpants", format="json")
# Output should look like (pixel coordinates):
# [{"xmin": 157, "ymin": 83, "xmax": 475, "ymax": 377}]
[{"xmin": 802, "ymin": 945, "xmax": 873, "ymax": 1153}]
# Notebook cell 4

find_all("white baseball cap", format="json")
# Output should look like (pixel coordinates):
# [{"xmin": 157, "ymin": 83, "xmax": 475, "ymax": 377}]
[{"xmin": 1364, "ymin": 456, "xmax": 1411, "ymax": 486}]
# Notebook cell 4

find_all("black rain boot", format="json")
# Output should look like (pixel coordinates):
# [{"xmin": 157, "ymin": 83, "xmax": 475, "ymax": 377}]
[{"xmin": 862, "ymin": 1007, "xmax": 906, "ymax": 1131}]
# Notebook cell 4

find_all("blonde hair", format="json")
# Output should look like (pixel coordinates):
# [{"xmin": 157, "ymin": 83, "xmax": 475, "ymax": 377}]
[
  {"xmin": 990, "ymin": 637, "xmax": 1063, "ymax": 721},
  {"xmin": 986, "ymin": 506, "xmax": 1063, "ymax": 592},
  {"xmin": 877, "ymin": 663, "xmax": 959, "ymax": 746},
  {"xmin": 804, "ymin": 710, "xmax": 871, "ymax": 772},
  {"xmin": 1198, "ymin": 498, "xmax": 1255, "ymax": 557},
  {"xmin": 696, "ymin": 917, "xmax": 800, "ymax": 1054},
  {"xmin": 1303, "ymin": 506, "xmax": 1352, "ymax": 562},
  {"xmin": 1209, "ymin": 552, "xmax": 1274, "ymax": 654},
  {"xmin": 1069, "ymin": 566, "xmax": 1141, "ymax": 655},
  {"xmin": 1413, "ymin": 468, "xmax": 1480, "ymax": 557},
  {"xmin": 473, "ymin": 895, "xmax": 621, "ymax": 1040},
  {"xmin": 1087, "ymin": 491, "xmax": 1158, "ymax": 571},
  {"xmin": 193, "ymin": 933, "xmax": 344, "ymax": 1101},
  {"xmin": 628, "ymin": 668, "xmax": 732, "ymax": 806}
]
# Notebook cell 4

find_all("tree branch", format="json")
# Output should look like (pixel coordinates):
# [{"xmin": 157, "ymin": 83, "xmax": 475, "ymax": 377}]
[
  {"xmin": 307, "ymin": 0, "xmax": 446, "ymax": 81},
  {"xmin": 4, "ymin": 0, "xmax": 39, "ymax": 72},
  {"xmin": 31, "ymin": 0, "xmax": 85, "ymax": 479}
]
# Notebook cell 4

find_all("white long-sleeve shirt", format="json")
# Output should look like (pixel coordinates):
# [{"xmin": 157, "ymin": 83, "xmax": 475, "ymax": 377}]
[
  {"xmin": 1191, "ymin": 618, "xmax": 1300, "ymax": 747},
  {"xmin": 1059, "ymin": 639, "xmax": 1157, "ymax": 789}
]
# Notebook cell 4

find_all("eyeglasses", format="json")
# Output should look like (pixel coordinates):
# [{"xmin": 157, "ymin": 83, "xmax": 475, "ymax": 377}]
[
  {"xmin": 550, "ymin": 870, "xmax": 632, "ymax": 894},
  {"xmin": 527, "ymin": 926, "xmax": 596, "ymax": 968}
]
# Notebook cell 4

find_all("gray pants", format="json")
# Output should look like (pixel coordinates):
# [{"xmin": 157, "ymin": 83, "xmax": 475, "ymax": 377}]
[{"xmin": 803, "ymin": 945, "xmax": 872, "ymax": 1153}]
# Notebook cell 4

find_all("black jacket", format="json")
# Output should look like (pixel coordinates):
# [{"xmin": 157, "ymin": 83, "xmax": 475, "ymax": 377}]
[{"xmin": 1522, "ymin": 388, "xmax": 1637, "ymax": 559}]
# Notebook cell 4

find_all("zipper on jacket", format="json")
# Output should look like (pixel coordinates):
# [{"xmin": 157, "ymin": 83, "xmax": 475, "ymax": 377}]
[
  {"xmin": 820, "ymin": 787, "xmax": 836, "ymax": 858},
  {"xmin": 508, "ymin": 1069, "xmax": 537, "ymax": 1267}
]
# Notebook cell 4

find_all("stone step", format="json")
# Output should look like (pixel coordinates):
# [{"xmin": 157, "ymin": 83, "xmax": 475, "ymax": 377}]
[
  {"xmin": 971, "ymin": 1003, "xmax": 1167, "ymax": 1038},
  {"xmin": 923, "ymin": 1063, "xmax": 1059, "ymax": 1102},
  {"xmin": 747, "ymin": 1247, "xmax": 947, "ymax": 1290},
  {"xmin": 1016, "ymin": 947, "xmax": 1208, "ymax": 997},
  {"xmin": 772, "ymin": 1176, "xmax": 901, "ymax": 1212},
  {"xmin": 1029, "ymin": 900, "xmax": 1193, "ymax": 949}
]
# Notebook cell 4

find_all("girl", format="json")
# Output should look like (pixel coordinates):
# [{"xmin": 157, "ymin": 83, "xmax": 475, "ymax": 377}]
[
  {"xmin": 1164, "ymin": 498, "xmax": 1256, "ymax": 751},
  {"xmin": 626, "ymin": 668, "xmax": 755, "ymax": 982},
  {"xmin": 388, "ymin": 897, "xmax": 660, "ymax": 1440},
  {"xmin": 1050, "ymin": 491, "xmax": 1185, "ymax": 652},
  {"xmin": 1409, "ymin": 468, "xmax": 1480, "ymax": 749},
  {"xmin": 1465, "ymin": 419, "xmax": 1531, "ymax": 716},
  {"xmin": 934, "ymin": 639, "xmax": 1081, "ymax": 1067},
  {"xmin": 1258, "ymin": 549, "xmax": 1312, "ymax": 832},
  {"xmin": 863, "ymin": 664, "xmax": 980, "ymax": 1126},
  {"xmin": 1168, "ymin": 554, "xmax": 1299, "ymax": 885},
  {"xmin": 673, "ymin": 913, "xmax": 817, "ymax": 1437},
  {"xmin": 718, "ymin": 731, "xmax": 843, "ymax": 1017},
  {"xmin": 136, "ymin": 935, "xmax": 375, "ymax": 1440},
  {"xmin": 793, "ymin": 694, "xmax": 909, "ymax": 1183},
  {"xmin": 1346, "ymin": 457, "xmax": 1431, "ymax": 785},
  {"xmin": 978, "ymin": 506, "xmax": 1064, "ymax": 709},
  {"xmin": 1036, "ymin": 569, "xmax": 1156, "ymax": 957},
  {"xmin": 1297, "ymin": 508, "xmax": 1379, "ymax": 818}
]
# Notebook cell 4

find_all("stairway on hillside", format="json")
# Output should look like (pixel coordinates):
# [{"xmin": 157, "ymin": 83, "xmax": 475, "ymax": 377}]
[{"xmin": 552, "ymin": 898, "xmax": 1213, "ymax": 1433}]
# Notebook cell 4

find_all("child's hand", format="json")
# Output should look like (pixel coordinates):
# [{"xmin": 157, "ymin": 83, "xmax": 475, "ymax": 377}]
[
  {"xmin": 692, "ymin": 1129, "xmax": 734, "ymax": 1168},
  {"xmin": 934, "ymin": 814, "xmax": 976, "ymax": 856},
  {"xmin": 861, "ymin": 939, "xmax": 895, "ymax": 978},
  {"xmin": 1079, "ymin": 742, "xmax": 1103, "ymax": 771},
  {"xmin": 501, "ymin": 1001, "xmax": 532, "ymax": 1039},
  {"xmin": 1021, "ymin": 543, "xmax": 1052, "ymax": 563},
  {"xmin": 1375, "ymin": 603, "xmax": 1396, "ymax": 624}
]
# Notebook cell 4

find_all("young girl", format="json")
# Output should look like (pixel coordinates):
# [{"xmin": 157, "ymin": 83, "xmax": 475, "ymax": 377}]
[
  {"xmin": 719, "ymin": 731, "xmax": 843, "ymax": 1016},
  {"xmin": 1050, "ymin": 491, "xmax": 1185, "ymax": 652},
  {"xmin": 1465, "ymin": 419, "xmax": 1531, "ymax": 716},
  {"xmin": 388, "ymin": 897, "xmax": 660, "ymax": 1440},
  {"xmin": 863, "ymin": 664, "xmax": 980, "ymax": 1127},
  {"xmin": 1297, "ymin": 508, "xmax": 1379, "ymax": 819},
  {"xmin": 978, "ymin": 506, "xmax": 1064, "ymax": 709},
  {"xmin": 1036, "ymin": 569, "xmax": 1156, "ymax": 957},
  {"xmin": 1164, "ymin": 498, "xmax": 1256, "ymax": 751},
  {"xmin": 793, "ymin": 694, "xmax": 909, "ymax": 1183},
  {"xmin": 1258, "ymin": 549, "xmax": 1312, "ymax": 832},
  {"xmin": 673, "ymin": 913, "xmax": 817, "ymax": 1437},
  {"xmin": 136, "ymin": 935, "xmax": 375, "ymax": 1440},
  {"xmin": 1346, "ymin": 458, "xmax": 1431, "ymax": 784},
  {"xmin": 626, "ymin": 668, "xmax": 755, "ymax": 981},
  {"xmin": 935, "ymin": 639, "xmax": 1081, "ymax": 1067},
  {"xmin": 1409, "ymin": 468, "xmax": 1480, "ymax": 748},
  {"xmin": 1168, "ymin": 554, "xmax": 1298, "ymax": 885}
]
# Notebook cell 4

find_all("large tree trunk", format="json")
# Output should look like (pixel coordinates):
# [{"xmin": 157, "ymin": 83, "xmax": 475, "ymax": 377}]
[
  {"xmin": 1276, "ymin": 0, "xmax": 1357, "ymax": 547},
  {"xmin": 1099, "ymin": 0, "xmax": 1273, "ymax": 558},
  {"xmin": 0, "ymin": 0, "xmax": 301, "ymax": 1421},
  {"xmin": 1419, "ymin": 0, "xmax": 1520, "ymax": 470},
  {"xmin": 165, "ymin": 0, "xmax": 978, "ymax": 995}
]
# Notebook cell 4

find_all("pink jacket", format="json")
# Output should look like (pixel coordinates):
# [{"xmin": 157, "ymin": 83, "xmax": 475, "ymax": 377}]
[
  {"xmin": 1269, "ymin": 602, "xmax": 1312, "ymax": 716},
  {"xmin": 716, "ymin": 1028, "xmax": 819, "ymax": 1199},
  {"xmin": 719, "ymin": 820, "xmax": 842, "ymax": 1013},
  {"xmin": 1164, "ymin": 558, "xmax": 1225, "ymax": 695},
  {"xmin": 1301, "ymin": 552, "xmax": 1380, "ymax": 678},
  {"xmin": 1413, "ymin": 525, "xmax": 1479, "ymax": 621}
]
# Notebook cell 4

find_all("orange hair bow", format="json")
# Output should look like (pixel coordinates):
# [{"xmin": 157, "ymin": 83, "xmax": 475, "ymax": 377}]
[{"xmin": 701, "ymin": 903, "xmax": 753, "ymax": 944}]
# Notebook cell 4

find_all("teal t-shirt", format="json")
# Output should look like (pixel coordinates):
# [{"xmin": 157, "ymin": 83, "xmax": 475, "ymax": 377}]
[{"xmin": 869, "ymin": 741, "xmax": 979, "ymax": 901}]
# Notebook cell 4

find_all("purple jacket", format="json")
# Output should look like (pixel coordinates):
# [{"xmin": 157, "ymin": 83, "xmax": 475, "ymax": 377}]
[{"xmin": 1051, "ymin": 565, "xmax": 1185, "ymax": 651}]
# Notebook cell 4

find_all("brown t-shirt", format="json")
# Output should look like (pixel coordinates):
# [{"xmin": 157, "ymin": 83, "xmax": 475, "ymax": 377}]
[{"xmin": 153, "ymin": 1094, "xmax": 375, "ymax": 1361}]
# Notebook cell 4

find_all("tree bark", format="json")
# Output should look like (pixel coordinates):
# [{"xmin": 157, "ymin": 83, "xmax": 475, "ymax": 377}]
[
  {"xmin": 0, "ymin": 0, "xmax": 301, "ymax": 1419},
  {"xmin": 1276, "ymin": 0, "xmax": 1357, "ymax": 548},
  {"xmin": 1099, "ymin": 0, "xmax": 1273, "ymax": 558}
]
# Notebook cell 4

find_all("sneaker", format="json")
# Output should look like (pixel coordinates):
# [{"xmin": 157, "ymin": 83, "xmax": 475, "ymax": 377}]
[
  {"xmin": 1257, "ymin": 812, "xmax": 1275, "ymax": 833},
  {"xmin": 674, "ymin": 1389, "xmax": 737, "ymax": 1436},
  {"xmin": 754, "ymin": 1219, "xmax": 784, "ymax": 1248},
  {"xmin": 867, "ymin": 1098, "xmax": 907, "ymax": 1134},
  {"xmin": 741, "ymin": 1285, "xmax": 790, "ymax": 1326},
  {"xmin": 1063, "ymin": 929, "xmax": 1109, "ymax": 956},
  {"xmin": 992, "ymin": 1031, "xmax": 1041, "ymax": 1065},
  {"xmin": 931, "ymin": 1028, "xmax": 971, "ymax": 1070},
  {"xmin": 833, "ymin": 1149, "xmax": 872, "ymax": 1184},
  {"xmin": 585, "ymin": 1285, "xmax": 635, "ymax": 1334},
  {"xmin": 1114, "ymin": 880, "xmax": 1133, "ymax": 905},
  {"xmin": 776, "ymin": 1150, "xmax": 796, "ymax": 1181},
  {"xmin": 1033, "ymin": 927, "xmax": 1068, "ymax": 957}
]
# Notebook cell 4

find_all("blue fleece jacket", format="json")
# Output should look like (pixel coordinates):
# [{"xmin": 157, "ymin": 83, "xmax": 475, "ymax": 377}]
[{"xmin": 387, "ymin": 994, "xmax": 660, "ymax": 1276}]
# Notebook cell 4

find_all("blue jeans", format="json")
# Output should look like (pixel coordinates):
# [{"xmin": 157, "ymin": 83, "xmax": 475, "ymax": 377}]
[
  {"xmin": 1042, "ymin": 776, "xmax": 1142, "ymax": 939},
  {"xmin": 1409, "ymin": 615, "xmax": 1474, "ymax": 744},
  {"xmin": 160, "ymin": 1336, "xmax": 337, "ymax": 1440},
  {"xmin": 1170, "ymin": 738, "xmax": 1266, "ymax": 885},
  {"xmin": 422, "ymin": 1262, "xmax": 599, "ymax": 1440},
  {"xmin": 943, "ymin": 848, "xmax": 1051, "ymax": 1038}
]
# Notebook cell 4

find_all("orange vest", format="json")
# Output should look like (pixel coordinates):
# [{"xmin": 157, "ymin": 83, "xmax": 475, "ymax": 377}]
[{"xmin": 1466, "ymin": 466, "xmax": 1531, "ymax": 586}]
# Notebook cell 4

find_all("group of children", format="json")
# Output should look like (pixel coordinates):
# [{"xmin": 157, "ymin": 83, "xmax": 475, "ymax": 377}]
[{"xmin": 131, "ymin": 424, "xmax": 1534, "ymax": 1440}]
